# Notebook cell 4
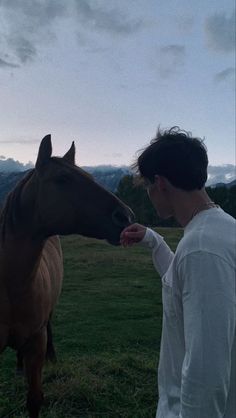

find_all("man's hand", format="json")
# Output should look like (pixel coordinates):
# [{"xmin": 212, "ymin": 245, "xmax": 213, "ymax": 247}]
[{"xmin": 120, "ymin": 223, "xmax": 147, "ymax": 247}]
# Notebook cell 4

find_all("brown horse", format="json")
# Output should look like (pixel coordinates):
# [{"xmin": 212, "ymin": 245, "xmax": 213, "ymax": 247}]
[{"xmin": 0, "ymin": 135, "xmax": 133, "ymax": 418}]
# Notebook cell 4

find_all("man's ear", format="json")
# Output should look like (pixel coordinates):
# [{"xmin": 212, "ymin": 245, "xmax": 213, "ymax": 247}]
[
  {"xmin": 63, "ymin": 141, "xmax": 75, "ymax": 165},
  {"xmin": 155, "ymin": 175, "xmax": 167, "ymax": 191},
  {"xmin": 36, "ymin": 134, "xmax": 52, "ymax": 171}
]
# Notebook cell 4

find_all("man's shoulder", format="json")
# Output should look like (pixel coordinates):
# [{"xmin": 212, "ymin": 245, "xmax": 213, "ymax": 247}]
[{"xmin": 176, "ymin": 209, "xmax": 236, "ymax": 267}]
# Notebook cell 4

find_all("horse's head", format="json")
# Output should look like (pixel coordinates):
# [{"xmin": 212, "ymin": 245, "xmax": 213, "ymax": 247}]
[{"xmin": 29, "ymin": 135, "xmax": 134, "ymax": 245}]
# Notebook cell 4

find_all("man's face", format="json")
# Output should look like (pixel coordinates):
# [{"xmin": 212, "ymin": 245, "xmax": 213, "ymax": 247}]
[{"xmin": 146, "ymin": 177, "xmax": 173, "ymax": 219}]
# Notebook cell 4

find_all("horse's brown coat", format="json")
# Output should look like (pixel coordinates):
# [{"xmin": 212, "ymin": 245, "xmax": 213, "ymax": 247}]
[{"xmin": 0, "ymin": 135, "xmax": 133, "ymax": 418}]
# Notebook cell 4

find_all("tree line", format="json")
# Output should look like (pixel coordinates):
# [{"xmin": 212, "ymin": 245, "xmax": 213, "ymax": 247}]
[{"xmin": 116, "ymin": 175, "xmax": 236, "ymax": 227}]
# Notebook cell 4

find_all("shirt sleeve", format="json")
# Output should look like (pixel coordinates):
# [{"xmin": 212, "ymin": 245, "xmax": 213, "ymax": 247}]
[
  {"xmin": 141, "ymin": 228, "xmax": 174, "ymax": 277},
  {"xmin": 178, "ymin": 251, "xmax": 235, "ymax": 418}
]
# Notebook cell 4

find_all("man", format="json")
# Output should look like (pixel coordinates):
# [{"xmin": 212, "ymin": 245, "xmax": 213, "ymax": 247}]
[{"xmin": 120, "ymin": 127, "xmax": 236, "ymax": 418}]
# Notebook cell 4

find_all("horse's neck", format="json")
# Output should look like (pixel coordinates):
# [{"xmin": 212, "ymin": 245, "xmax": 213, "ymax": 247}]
[
  {"xmin": 0, "ymin": 233, "xmax": 45, "ymax": 288},
  {"xmin": 0, "ymin": 173, "xmax": 45, "ymax": 286}
]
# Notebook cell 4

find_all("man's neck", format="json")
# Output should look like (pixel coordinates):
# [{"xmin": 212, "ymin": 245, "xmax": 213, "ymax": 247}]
[{"xmin": 172, "ymin": 188, "xmax": 215, "ymax": 227}]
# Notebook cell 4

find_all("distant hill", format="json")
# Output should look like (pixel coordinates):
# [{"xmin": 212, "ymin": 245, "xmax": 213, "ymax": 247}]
[
  {"xmin": 0, "ymin": 166, "xmax": 235, "ymax": 209},
  {"xmin": 0, "ymin": 158, "xmax": 33, "ymax": 172},
  {"xmin": 0, "ymin": 166, "xmax": 131, "ymax": 207},
  {"xmin": 0, "ymin": 171, "xmax": 27, "ymax": 206},
  {"xmin": 209, "ymin": 179, "xmax": 236, "ymax": 189},
  {"xmin": 84, "ymin": 166, "xmax": 131, "ymax": 192}
]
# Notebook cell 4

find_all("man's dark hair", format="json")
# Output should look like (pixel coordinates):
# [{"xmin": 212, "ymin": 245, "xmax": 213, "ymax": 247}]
[{"xmin": 133, "ymin": 126, "xmax": 208, "ymax": 191}]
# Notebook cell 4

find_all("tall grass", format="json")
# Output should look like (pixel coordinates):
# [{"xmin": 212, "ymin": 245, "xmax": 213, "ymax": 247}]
[{"xmin": 0, "ymin": 228, "xmax": 182, "ymax": 417}]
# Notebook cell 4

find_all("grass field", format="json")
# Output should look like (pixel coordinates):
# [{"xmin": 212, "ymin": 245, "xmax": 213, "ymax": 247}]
[{"xmin": 0, "ymin": 228, "xmax": 183, "ymax": 418}]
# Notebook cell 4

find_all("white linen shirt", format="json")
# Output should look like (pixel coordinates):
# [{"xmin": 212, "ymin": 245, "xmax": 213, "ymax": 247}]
[{"xmin": 142, "ymin": 207, "xmax": 236, "ymax": 418}]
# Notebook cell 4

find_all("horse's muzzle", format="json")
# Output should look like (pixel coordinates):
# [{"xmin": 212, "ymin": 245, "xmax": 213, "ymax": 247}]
[{"xmin": 112, "ymin": 206, "xmax": 135, "ymax": 228}]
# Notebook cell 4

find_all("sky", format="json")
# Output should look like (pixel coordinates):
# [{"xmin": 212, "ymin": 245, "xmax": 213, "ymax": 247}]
[{"xmin": 0, "ymin": 0, "xmax": 235, "ymax": 176}]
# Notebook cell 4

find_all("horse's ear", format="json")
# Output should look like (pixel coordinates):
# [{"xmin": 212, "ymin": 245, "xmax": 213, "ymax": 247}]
[
  {"xmin": 63, "ymin": 141, "xmax": 75, "ymax": 165},
  {"xmin": 36, "ymin": 134, "xmax": 52, "ymax": 170}
]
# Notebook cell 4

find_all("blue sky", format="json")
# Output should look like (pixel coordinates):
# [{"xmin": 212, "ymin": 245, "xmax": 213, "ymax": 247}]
[{"xmin": 0, "ymin": 0, "xmax": 235, "ymax": 173}]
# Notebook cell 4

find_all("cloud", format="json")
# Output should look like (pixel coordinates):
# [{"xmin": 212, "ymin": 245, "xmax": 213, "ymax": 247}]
[
  {"xmin": 176, "ymin": 16, "xmax": 195, "ymax": 33},
  {"xmin": 112, "ymin": 153, "xmax": 123, "ymax": 158},
  {"xmin": 0, "ymin": 57, "xmax": 19, "ymax": 68},
  {"xmin": 205, "ymin": 10, "xmax": 235, "ymax": 52},
  {"xmin": 74, "ymin": 0, "xmax": 143, "ymax": 36},
  {"xmin": 207, "ymin": 164, "xmax": 236, "ymax": 185},
  {"xmin": 0, "ymin": 0, "xmax": 144, "ymax": 67},
  {"xmin": 0, "ymin": 139, "xmax": 39, "ymax": 144},
  {"xmin": 214, "ymin": 67, "xmax": 235, "ymax": 83},
  {"xmin": 0, "ymin": 0, "xmax": 67, "ymax": 26},
  {"xmin": 7, "ymin": 36, "xmax": 37, "ymax": 64},
  {"xmin": 0, "ymin": 0, "xmax": 67, "ymax": 65},
  {"xmin": 0, "ymin": 157, "xmax": 33, "ymax": 172},
  {"xmin": 158, "ymin": 44, "xmax": 186, "ymax": 78}
]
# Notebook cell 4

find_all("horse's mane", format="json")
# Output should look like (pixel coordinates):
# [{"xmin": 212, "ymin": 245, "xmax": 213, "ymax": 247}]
[{"xmin": 0, "ymin": 170, "xmax": 35, "ymax": 242}]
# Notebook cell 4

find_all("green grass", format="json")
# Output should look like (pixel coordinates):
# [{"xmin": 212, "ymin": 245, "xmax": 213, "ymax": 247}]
[{"xmin": 0, "ymin": 228, "xmax": 183, "ymax": 418}]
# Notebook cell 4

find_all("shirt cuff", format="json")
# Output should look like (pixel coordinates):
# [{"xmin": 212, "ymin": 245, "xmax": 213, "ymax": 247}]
[{"xmin": 141, "ymin": 228, "xmax": 164, "ymax": 249}]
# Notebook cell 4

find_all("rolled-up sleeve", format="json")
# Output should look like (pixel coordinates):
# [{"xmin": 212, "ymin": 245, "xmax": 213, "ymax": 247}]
[{"xmin": 178, "ymin": 252, "xmax": 235, "ymax": 418}]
